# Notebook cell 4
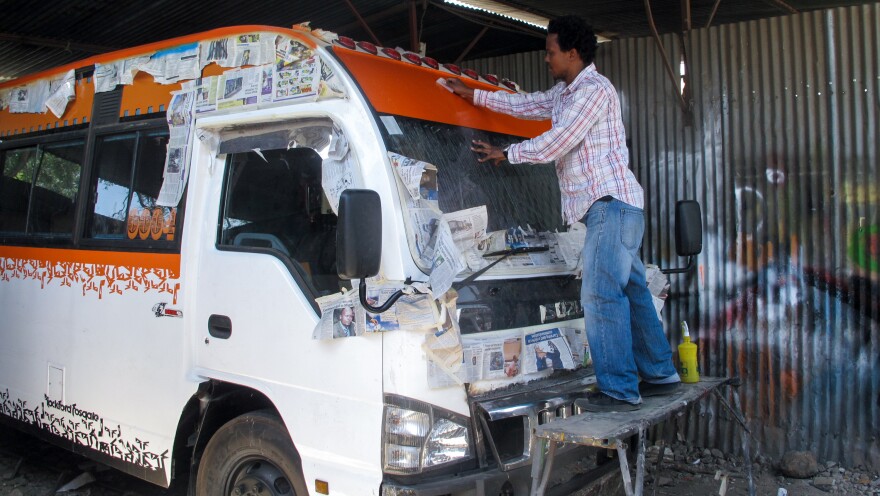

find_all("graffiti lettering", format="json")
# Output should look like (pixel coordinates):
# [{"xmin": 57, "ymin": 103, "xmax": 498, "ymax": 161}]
[{"xmin": 1, "ymin": 389, "xmax": 165, "ymax": 473}]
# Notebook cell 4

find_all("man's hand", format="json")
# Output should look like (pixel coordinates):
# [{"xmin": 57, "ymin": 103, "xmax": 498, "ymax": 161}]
[
  {"xmin": 471, "ymin": 140, "xmax": 505, "ymax": 166},
  {"xmin": 445, "ymin": 78, "xmax": 475, "ymax": 103}
]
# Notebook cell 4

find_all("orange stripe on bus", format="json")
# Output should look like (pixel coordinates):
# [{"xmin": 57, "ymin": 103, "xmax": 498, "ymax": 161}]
[
  {"xmin": 0, "ymin": 246, "xmax": 180, "ymax": 275},
  {"xmin": 334, "ymin": 48, "xmax": 550, "ymax": 138}
]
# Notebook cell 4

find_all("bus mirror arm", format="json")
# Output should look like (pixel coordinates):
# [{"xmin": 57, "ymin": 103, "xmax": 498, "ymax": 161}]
[
  {"xmin": 359, "ymin": 278, "xmax": 403, "ymax": 313},
  {"xmin": 660, "ymin": 255, "xmax": 695, "ymax": 275},
  {"xmin": 360, "ymin": 277, "xmax": 426, "ymax": 314}
]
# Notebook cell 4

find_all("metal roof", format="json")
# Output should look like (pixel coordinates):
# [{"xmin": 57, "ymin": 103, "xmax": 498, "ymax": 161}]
[{"xmin": 0, "ymin": 0, "xmax": 874, "ymax": 82}]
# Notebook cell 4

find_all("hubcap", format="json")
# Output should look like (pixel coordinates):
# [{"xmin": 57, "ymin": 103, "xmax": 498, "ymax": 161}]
[{"xmin": 229, "ymin": 459, "xmax": 293, "ymax": 496}]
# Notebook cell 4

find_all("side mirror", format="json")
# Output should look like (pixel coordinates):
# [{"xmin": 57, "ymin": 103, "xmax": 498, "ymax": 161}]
[
  {"xmin": 336, "ymin": 189, "xmax": 382, "ymax": 279},
  {"xmin": 661, "ymin": 200, "xmax": 703, "ymax": 274},
  {"xmin": 336, "ymin": 189, "xmax": 407, "ymax": 314}
]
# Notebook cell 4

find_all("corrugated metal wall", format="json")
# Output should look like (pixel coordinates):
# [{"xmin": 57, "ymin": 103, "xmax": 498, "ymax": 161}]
[{"xmin": 465, "ymin": 4, "xmax": 880, "ymax": 469}]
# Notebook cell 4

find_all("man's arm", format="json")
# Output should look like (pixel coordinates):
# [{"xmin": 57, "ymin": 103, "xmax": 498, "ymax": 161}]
[
  {"xmin": 445, "ymin": 78, "xmax": 556, "ymax": 120},
  {"xmin": 507, "ymin": 85, "xmax": 610, "ymax": 164}
]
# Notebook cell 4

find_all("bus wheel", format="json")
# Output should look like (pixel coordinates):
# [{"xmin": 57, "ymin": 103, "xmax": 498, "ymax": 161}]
[{"xmin": 196, "ymin": 410, "xmax": 308, "ymax": 496}]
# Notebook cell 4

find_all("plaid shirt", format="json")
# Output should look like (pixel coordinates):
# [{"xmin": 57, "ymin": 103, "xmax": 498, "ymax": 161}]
[{"xmin": 474, "ymin": 64, "xmax": 643, "ymax": 225}]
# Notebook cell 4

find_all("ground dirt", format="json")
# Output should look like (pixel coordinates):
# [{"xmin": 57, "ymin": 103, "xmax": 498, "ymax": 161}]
[{"xmin": 2, "ymin": 423, "xmax": 878, "ymax": 495}]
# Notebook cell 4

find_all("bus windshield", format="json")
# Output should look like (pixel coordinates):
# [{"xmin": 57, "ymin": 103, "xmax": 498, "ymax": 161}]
[{"xmin": 381, "ymin": 114, "xmax": 578, "ymax": 277}]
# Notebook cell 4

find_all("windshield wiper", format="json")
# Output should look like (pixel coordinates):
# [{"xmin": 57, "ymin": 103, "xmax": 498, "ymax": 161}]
[{"xmin": 459, "ymin": 246, "xmax": 549, "ymax": 285}]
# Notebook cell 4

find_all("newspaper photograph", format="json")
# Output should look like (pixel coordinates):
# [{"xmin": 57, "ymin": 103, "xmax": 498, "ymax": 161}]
[
  {"xmin": 321, "ymin": 129, "xmax": 354, "ymax": 214},
  {"xmin": 140, "ymin": 43, "xmax": 200, "ymax": 85},
  {"xmin": 274, "ymin": 54, "xmax": 318, "ymax": 103},
  {"xmin": 428, "ymin": 220, "xmax": 465, "ymax": 299},
  {"xmin": 157, "ymin": 89, "xmax": 195, "ymax": 207},
  {"xmin": 193, "ymin": 76, "xmax": 220, "ymax": 113},
  {"xmin": 201, "ymin": 33, "xmax": 276, "ymax": 69},
  {"xmin": 231, "ymin": 33, "xmax": 268, "ymax": 67},
  {"xmin": 7, "ymin": 86, "xmax": 30, "ymax": 114},
  {"xmin": 216, "ymin": 66, "xmax": 261, "ymax": 110},
  {"xmin": 522, "ymin": 328, "xmax": 576, "ymax": 374},
  {"xmin": 201, "ymin": 38, "xmax": 232, "ymax": 67},
  {"xmin": 9, "ymin": 79, "xmax": 49, "ymax": 114},
  {"xmin": 45, "ymin": 69, "xmax": 76, "ymax": 118},
  {"xmin": 458, "ymin": 335, "xmax": 523, "ymax": 380},
  {"xmin": 312, "ymin": 290, "xmax": 366, "ymax": 340},
  {"xmin": 94, "ymin": 61, "xmax": 122, "ymax": 93},
  {"xmin": 560, "ymin": 327, "xmax": 591, "ymax": 367},
  {"xmin": 441, "ymin": 206, "xmax": 487, "ymax": 252},
  {"xmin": 388, "ymin": 152, "xmax": 439, "ymax": 210},
  {"xmin": 275, "ymin": 37, "xmax": 313, "ymax": 70},
  {"xmin": 409, "ymin": 208, "xmax": 441, "ymax": 264},
  {"xmin": 318, "ymin": 60, "xmax": 346, "ymax": 100},
  {"xmin": 259, "ymin": 65, "xmax": 274, "ymax": 103}
]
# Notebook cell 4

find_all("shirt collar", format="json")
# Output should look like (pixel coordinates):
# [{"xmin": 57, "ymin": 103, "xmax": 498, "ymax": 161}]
[{"xmin": 563, "ymin": 63, "xmax": 597, "ymax": 94}]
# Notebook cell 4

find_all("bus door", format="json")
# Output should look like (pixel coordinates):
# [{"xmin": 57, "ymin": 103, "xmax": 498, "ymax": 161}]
[{"xmin": 187, "ymin": 115, "xmax": 386, "ymax": 487}]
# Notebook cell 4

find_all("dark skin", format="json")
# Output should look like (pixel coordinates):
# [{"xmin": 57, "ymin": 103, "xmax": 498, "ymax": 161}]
[{"xmin": 445, "ymin": 33, "xmax": 587, "ymax": 165}]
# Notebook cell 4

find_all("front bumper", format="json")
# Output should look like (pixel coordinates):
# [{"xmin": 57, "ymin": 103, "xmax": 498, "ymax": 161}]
[{"xmin": 381, "ymin": 444, "xmax": 611, "ymax": 496}]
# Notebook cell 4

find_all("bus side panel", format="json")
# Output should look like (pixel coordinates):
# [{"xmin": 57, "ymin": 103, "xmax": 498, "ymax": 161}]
[{"xmin": 0, "ymin": 247, "xmax": 193, "ymax": 486}]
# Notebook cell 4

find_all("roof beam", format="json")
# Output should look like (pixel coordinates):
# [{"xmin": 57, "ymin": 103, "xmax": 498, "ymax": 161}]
[
  {"xmin": 341, "ymin": 0, "xmax": 383, "ymax": 45},
  {"xmin": 333, "ymin": 3, "xmax": 409, "ymax": 41},
  {"xmin": 455, "ymin": 25, "xmax": 489, "ymax": 63},
  {"xmin": 410, "ymin": 0, "xmax": 420, "ymax": 52},
  {"xmin": 762, "ymin": 0, "xmax": 798, "ymax": 14},
  {"xmin": 705, "ymin": 0, "xmax": 723, "ymax": 28},
  {"xmin": 0, "ymin": 33, "xmax": 115, "ymax": 54}
]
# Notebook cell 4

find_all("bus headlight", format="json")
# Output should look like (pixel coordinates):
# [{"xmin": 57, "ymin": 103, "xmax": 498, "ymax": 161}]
[
  {"xmin": 423, "ymin": 418, "xmax": 469, "ymax": 467},
  {"xmin": 383, "ymin": 395, "xmax": 472, "ymax": 475}
]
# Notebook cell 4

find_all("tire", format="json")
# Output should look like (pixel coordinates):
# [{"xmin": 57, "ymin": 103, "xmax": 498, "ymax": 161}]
[{"xmin": 196, "ymin": 410, "xmax": 309, "ymax": 496}]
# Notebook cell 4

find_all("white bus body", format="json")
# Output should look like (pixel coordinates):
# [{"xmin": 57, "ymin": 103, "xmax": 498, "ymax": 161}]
[{"xmin": 1, "ymin": 25, "xmax": 616, "ymax": 495}]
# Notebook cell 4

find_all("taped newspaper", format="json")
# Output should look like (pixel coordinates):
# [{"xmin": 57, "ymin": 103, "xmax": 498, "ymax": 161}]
[
  {"xmin": 522, "ymin": 328, "xmax": 576, "ymax": 374},
  {"xmin": 364, "ymin": 282, "xmax": 440, "ymax": 332},
  {"xmin": 423, "ymin": 293, "xmax": 463, "ymax": 385},
  {"xmin": 321, "ymin": 128, "xmax": 355, "ymax": 214},
  {"xmin": 388, "ymin": 152, "xmax": 439, "ymax": 211},
  {"xmin": 312, "ymin": 289, "xmax": 366, "ymax": 340},
  {"xmin": 157, "ymin": 89, "xmax": 195, "ymax": 206}
]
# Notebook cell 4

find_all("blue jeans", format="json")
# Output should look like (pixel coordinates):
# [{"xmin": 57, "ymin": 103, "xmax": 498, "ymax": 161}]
[{"xmin": 581, "ymin": 198, "xmax": 680, "ymax": 404}]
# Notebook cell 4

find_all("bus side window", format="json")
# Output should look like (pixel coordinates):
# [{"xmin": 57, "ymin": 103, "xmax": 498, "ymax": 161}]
[
  {"xmin": 28, "ymin": 141, "xmax": 85, "ymax": 236},
  {"xmin": 219, "ymin": 146, "xmax": 342, "ymax": 296},
  {"xmin": 0, "ymin": 141, "xmax": 84, "ymax": 239},
  {"xmin": 0, "ymin": 147, "xmax": 40, "ymax": 235},
  {"xmin": 86, "ymin": 130, "xmax": 179, "ymax": 244}
]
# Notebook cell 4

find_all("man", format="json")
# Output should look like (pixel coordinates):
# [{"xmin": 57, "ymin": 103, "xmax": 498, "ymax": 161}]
[
  {"xmin": 333, "ymin": 306, "xmax": 356, "ymax": 338},
  {"xmin": 445, "ymin": 15, "xmax": 680, "ymax": 412}
]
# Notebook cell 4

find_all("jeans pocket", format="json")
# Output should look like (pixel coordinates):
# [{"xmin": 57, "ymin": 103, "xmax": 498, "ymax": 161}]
[{"xmin": 620, "ymin": 209, "xmax": 644, "ymax": 250}]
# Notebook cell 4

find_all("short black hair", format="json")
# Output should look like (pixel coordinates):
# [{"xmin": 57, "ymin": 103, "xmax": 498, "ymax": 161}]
[{"xmin": 548, "ymin": 15, "xmax": 598, "ymax": 65}]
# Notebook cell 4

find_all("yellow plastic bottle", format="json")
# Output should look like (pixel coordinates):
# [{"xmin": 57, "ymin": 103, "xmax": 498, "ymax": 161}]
[{"xmin": 678, "ymin": 321, "xmax": 700, "ymax": 383}]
